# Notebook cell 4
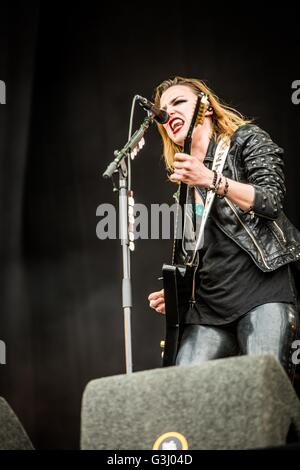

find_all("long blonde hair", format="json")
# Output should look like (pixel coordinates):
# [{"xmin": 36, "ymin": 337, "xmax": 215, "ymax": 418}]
[{"xmin": 153, "ymin": 76, "xmax": 251, "ymax": 172}]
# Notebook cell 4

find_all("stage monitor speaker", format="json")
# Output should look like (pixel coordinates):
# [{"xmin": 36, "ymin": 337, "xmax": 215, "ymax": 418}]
[
  {"xmin": 80, "ymin": 354, "xmax": 300, "ymax": 450},
  {"xmin": 0, "ymin": 397, "xmax": 34, "ymax": 450}
]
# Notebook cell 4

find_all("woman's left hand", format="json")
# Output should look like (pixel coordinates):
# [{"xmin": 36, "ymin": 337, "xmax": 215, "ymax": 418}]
[{"xmin": 170, "ymin": 153, "xmax": 213, "ymax": 187}]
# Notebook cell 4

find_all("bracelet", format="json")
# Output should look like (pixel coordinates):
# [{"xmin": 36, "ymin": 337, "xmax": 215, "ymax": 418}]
[
  {"xmin": 214, "ymin": 173, "xmax": 223, "ymax": 193},
  {"xmin": 217, "ymin": 176, "xmax": 229, "ymax": 199},
  {"xmin": 208, "ymin": 170, "xmax": 218, "ymax": 191},
  {"xmin": 223, "ymin": 177, "xmax": 229, "ymax": 197}
]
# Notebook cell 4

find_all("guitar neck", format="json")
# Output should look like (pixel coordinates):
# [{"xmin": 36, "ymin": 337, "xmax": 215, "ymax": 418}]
[{"xmin": 172, "ymin": 96, "xmax": 202, "ymax": 264}]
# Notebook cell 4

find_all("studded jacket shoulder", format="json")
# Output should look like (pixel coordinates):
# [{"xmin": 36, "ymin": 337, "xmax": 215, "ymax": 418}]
[{"xmin": 174, "ymin": 123, "xmax": 300, "ymax": 273}]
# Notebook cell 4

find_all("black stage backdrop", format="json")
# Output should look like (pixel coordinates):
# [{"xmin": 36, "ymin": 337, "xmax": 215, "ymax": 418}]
[{"xmin": 0, "ymin": 2, "xmax": 299, "ymax": 449}]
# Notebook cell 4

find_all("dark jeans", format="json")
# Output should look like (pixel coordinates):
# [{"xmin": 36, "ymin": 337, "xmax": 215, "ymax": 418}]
[{"xmin": 176, "ymin": 302, "xmax": 299, "ymax": 381}]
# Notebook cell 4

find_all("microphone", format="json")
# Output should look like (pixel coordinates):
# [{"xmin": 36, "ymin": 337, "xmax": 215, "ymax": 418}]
[{"xmin": 136, "ymin": 95, "xmax": 169, "ymax": 124}]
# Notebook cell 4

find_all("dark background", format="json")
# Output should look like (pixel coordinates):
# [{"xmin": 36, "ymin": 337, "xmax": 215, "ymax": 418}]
[{"xmin": 0, "ymin": 2, "xmax": 299, "ymax": 449}]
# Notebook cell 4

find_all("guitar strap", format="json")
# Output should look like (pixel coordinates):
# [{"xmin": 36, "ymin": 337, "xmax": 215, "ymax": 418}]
[{"xmin": 188, "ymin": 137, "xmax": 231, "ymax": 266}]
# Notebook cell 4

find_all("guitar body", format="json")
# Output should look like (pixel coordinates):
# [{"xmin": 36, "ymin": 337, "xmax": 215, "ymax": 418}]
[{"xmin": 161, "ymin": 263, "xmax": 194, "ymax": 367}]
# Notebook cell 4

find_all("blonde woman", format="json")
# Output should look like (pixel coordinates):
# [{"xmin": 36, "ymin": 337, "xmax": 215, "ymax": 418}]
[{"xmin": 148, "ymin": 76, "xmax": 300, "ymax": 380}]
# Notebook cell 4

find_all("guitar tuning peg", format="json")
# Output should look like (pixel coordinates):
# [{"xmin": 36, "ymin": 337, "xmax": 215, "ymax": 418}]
[
  {"xmin": 129, "ymin": 241, "xmax": 135, "ymax": 251},
  {"xmin": 128, "ymin": 206, "xmax": 134, "ymax": 217},
  {"xmin": 130, "ymin": 147, "xmax": 137, "ymax": 160},
  {"xmin": 128, "ymin": 196, "xmax": 135, "ymax": 206},
  {"xmin": 138, "ymin": 137, "xmax": 145, "ymax": 149}
]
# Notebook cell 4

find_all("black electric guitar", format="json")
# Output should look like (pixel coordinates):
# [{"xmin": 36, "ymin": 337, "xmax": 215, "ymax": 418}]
[{"xmin": 161, "ymin": 93, "xmax": 209, "ymax": 367}]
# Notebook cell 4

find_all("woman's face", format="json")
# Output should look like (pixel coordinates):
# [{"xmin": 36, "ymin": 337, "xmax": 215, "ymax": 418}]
[{"xmin": 160, "ymin": 85, "xmax": 198, "ymax": 146}]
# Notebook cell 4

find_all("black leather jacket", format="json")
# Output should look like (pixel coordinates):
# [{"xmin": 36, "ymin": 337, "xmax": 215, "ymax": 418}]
[{"xmin": 177, "ymin": 124, "xmax": 300, "ymax": 278}]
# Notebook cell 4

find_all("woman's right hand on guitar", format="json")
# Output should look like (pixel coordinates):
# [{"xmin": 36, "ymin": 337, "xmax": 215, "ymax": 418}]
[{"xmin": 148, "ymin": 289, "xmax": 165, "ymax": 315}]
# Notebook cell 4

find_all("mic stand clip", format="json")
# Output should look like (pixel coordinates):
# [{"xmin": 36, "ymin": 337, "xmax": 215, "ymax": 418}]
[{"xmin": 102, "ymin": 115, "xmax": 153, "ymax": 179}]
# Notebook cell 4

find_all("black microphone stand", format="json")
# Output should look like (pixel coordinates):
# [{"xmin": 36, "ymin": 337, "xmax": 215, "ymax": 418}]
[{"xmin": 103, "ymin": 114, "xmax": 154, "ymax": 374}]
